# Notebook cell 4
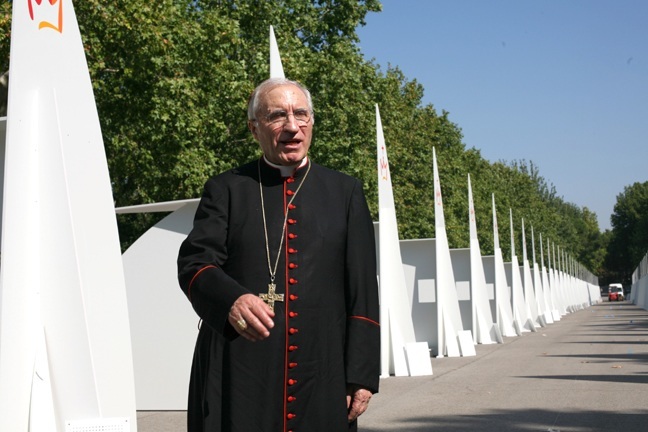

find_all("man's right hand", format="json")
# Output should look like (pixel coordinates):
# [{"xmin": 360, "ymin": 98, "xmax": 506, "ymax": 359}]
[{"xmin": 228, "ymin": 294, "xmax": 275, "ymax": 341}]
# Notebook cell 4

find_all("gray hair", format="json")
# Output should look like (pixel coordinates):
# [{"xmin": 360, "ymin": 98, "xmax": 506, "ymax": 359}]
[{"xmin": 247, "ymin": 78, "xmax": 314, "ymax": 122}]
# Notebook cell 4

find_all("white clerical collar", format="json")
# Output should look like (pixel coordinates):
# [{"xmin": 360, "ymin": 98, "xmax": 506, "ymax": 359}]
[{"xmin": 263, "ymin": 156, "xmax": 308, "ymax": 177}]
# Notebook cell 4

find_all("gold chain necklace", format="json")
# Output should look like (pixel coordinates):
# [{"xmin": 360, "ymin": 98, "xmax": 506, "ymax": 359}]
[{"xmin": 257, "ymin": 159, "xmax": 312, "ymax": 311}]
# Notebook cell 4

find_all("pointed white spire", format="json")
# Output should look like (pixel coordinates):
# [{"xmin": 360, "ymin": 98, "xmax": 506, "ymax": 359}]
[
  {"xmin": 532, "ymin": 227, "xmax": 552, "ymax": 324},
  {"xmin": 0, "ymin": 1, "xmax": 137, "ymax": 429},
  {"xmin": 467, "ymin": 175, "xmax": 499, "ymax": 344},
  {"xmin": 552, "ymin": 242, "xmax": 564, "ymax": 315},
  {"xmin": 521, "ymin": 219, "xmax": 542, "ymax": 327},
  {"xmin": 269, "ymin": 25, "xmax": 285, "ymax": 78},
  {"xmin": 492, "ymin": 195, "xmax": 500, "ymax": 251},
  {"xmin": 531, "ymin": 226, "xmax": 536, "ymax": 264},
  {"xmin": 509, "ymin": 209, "xmax": 516, "ymax": 258},
  {"xmin": 539, "ymin": 232, "xmax": 545, "ymax": 269},
  {"xmin": 554, "ymin": 244, "xmax": 567, "ymax": 314},
  {"xmin": 521, "ymin": 218, "xmax": 528, "ymax": 263},
  {"xmin": 509, "ymin": 211, "xmax": 534, "ymax": 332},
  {"xmin": 376, "ymin": 105, "xmax": 431, "ymax": 376},
  {"xmin": 492, "ymin": 196, "xmax": 517, "ymax": 337},
  {"xmin": 468, "ymin": 174, "xmax": 478, "ymax": 241},
  {"xmin": 541, "ymin": 234, "xmax": 560, "ymax": 322},
  {"xmin": 433, "ymin": 148, "xmax": 471, "ymax": 357}
]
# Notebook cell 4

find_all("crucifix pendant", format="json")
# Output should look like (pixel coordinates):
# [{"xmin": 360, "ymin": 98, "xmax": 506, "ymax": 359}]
[{"xmin": 259, "ymin": 282, "xmax": 284, "ymax": 313}]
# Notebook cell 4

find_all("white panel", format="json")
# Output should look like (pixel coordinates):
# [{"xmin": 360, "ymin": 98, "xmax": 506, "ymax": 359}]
[
  {"xmin": 455, "ymin": 281, "xmax": 471, "ymax": 301},
  {"xmin": 123, "ymin": 203, "xmax": 199, "ymax": 410},
  {"xmin": 402, "ymin": 264, "xmax": 417, "ymax": 308},
  {"xmin": 400, "ymin": 238, "xmax": 437, "ymax": 352},
  {"xmin": 405, "ymin": 342, "xmax": 433, "ymax": 376},
  {"xmin": 486, "ymin": 283, "xmax": 495, "ymax": 299},
  {"xmin": 457, "ymin": 330, "xmax": 476, "ymax": 357},
  {"xmin": 417, "ymin": 279, "xmax": 436, "ymax": 303}
]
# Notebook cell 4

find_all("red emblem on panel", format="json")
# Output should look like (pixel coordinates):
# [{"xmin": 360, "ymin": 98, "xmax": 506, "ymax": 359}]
[
  {"xmin": 28, "ymin": 0, "xmax": 63, "ymax": 33},
  {"xmin": 379, "ymin": 146, "xmax": 389, "ymax": 181}
]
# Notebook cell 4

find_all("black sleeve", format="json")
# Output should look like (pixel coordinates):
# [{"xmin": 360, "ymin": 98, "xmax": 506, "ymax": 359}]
[
  {"xmin": 177, "ymin": 176, "xmax": 249, "ymax": 339},
  {"xmin": 344, "ymin": 179, "xmax": 381, "ymax": 394}
]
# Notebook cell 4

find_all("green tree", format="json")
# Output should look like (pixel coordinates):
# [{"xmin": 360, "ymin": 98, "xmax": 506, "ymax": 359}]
[
  {"xmin": 0, "ymin": 0, "xmax": 608, "ymax": 278},
  {"xmin": 73, "ymin": 0, "xmax": 384, "ymax": 247},
  {"xmin": 606, "ymin": 181, "xmax": 648, "ymax": 284}
]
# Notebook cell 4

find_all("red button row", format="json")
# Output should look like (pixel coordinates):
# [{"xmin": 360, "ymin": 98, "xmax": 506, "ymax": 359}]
[{"xmin": 286, "ymin": 178, "xmax": 299, "ymax": 430}]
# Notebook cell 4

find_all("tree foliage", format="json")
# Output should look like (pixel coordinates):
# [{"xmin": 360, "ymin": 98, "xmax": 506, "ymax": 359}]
[
  {"xmin": 0, "ymin": 0, "xmax": 610, "ymax": 277},
  {"xmin": 605, "ymin": 181, "xmax": 648, "ymax": 284}
]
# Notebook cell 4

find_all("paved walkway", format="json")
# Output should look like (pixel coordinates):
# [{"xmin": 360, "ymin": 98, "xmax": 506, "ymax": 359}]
[{"xmin": 137, "ymin": 300, "xmax": 648, "ymax": 431}]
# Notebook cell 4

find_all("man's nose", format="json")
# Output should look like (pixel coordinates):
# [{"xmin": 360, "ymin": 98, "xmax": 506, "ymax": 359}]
[{"xmin": 283, "ymin": 113, "xmax": 300, "ymax": 131}]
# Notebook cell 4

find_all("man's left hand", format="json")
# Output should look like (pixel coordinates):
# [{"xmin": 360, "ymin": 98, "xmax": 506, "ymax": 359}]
[{"xmin": 346, "ymin": 385, "xmax": 373, "ymax": 423}]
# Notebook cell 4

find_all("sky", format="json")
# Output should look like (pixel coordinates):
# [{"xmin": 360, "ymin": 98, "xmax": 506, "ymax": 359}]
[{"xmin": 355, "ymin": 0, "xmax": 648, "ymax": 231}]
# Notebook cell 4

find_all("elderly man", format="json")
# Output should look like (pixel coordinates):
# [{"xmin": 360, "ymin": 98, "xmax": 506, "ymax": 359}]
[{"xmin": 178, "ymin": 78, "xmax": 380, "ymax": 432}]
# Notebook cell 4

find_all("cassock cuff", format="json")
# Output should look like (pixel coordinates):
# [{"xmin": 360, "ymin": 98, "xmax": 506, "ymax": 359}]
[
  {"xmin": 345, "ymin": 316, "xmax": 380, "ymax": 394},
  {"xmin": 186, "ymin": 265, "xmax": 250, "ymax": 338}
]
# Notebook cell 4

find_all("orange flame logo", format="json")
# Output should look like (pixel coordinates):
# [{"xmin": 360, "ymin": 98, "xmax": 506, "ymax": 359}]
[{"xmin": 28, "ymin": 0, "xmax": 63, "ymax": 33}]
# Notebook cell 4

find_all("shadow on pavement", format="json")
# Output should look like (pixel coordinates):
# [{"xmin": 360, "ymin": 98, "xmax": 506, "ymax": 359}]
[{"xmin": 361, "ymin": 408, "xmax": 648, "ymax": 432}]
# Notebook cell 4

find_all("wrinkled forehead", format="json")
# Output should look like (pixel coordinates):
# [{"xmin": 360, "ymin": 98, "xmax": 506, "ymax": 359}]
[{"xmin": 259, "ymin": 84, "xmax": 309, "ymax": 111}]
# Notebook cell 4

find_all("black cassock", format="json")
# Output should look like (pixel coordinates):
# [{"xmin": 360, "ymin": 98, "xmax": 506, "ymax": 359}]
[{"xmin": 178, "ymin": 158, "xmax": 380, "ymax": 432}]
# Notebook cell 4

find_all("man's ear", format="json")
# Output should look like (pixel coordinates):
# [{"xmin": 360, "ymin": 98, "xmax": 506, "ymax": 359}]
[{"xmin": 248, "ymin": 120, "xmax": 259, "ymax": 141}]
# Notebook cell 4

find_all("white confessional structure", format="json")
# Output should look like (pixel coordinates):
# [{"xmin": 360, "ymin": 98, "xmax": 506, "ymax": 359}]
[
  {"xmin": 532, "ymin": 227, "xmax": 553, "ymax": 325},
  {"xmin": 433, "ymin": 149, "xmax": 474, "ymax": 357},
  {"xmin": 491, "ymin": 195, "xmax": 518, "ymax": 337},
  {"xmin": 508, "ymin": 210, "xmax": 536, "ymax": 333},
  {"xmin": 0, "ymin": 1, "xmax": 137, "ymax": 430},
  {"xmin": 521, "ymin": 219, "xmax": 543, "ymax": 328},
  {"xmin": 376, "ymin": 105, "xmax": 432, "ymax": 377},
  {"xmin": 467, "ymin": 175, "xmax": 501, "ymax": 344}
]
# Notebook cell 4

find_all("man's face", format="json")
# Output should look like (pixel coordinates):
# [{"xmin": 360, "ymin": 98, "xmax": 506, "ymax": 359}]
[{"xmin": 248, "ymin": 84, "xmax": 313, "ymax": 166}]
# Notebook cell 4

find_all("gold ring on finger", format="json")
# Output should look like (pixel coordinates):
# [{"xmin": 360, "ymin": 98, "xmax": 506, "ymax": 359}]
[{"xmin": 236, "ymin": 318, "xmax": 247, "ymax": 331}]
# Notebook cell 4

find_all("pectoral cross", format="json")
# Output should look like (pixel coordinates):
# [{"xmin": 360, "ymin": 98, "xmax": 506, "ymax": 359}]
[{"xmin": 259, "ymin": 283, "xmax": 284, "ymax": 312}]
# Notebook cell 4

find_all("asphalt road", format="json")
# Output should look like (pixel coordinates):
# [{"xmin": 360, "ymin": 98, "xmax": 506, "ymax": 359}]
[{"xmin": 138, "ymin": 299, "xmax": 648, "ymax": 432}]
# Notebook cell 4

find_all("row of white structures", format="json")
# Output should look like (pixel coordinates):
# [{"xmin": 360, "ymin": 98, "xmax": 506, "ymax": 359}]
[
  {"xmin": 0, "ymin": 7, "xmax": 603, "ymax": 430},
  {"xmin": 119, "ymin": 29, "xmax": 602, "ymax": 409},
  {"xmin": 120, "ymin": 146, "xmax": 602, "ymax": 410}
]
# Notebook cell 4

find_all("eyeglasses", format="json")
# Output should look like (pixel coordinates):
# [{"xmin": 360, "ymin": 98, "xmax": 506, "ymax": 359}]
[{"xmin": 259, "ymin": 109, "xmax": 312, "ymax": 128}]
